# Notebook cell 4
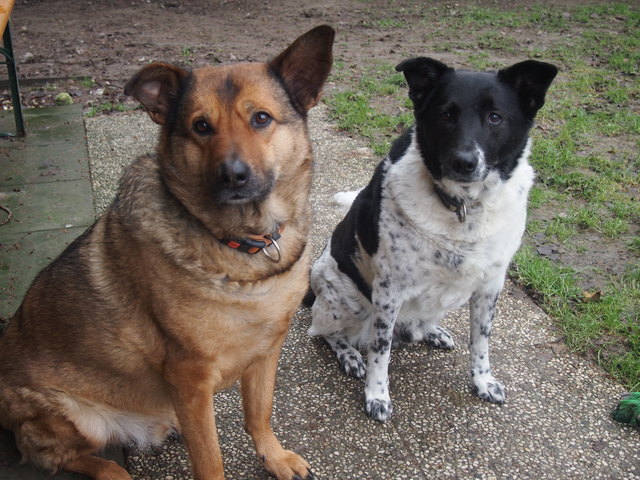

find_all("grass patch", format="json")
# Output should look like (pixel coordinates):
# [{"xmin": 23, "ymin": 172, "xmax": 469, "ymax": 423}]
[
  {"xmin": 325, "ymin": 62, "xmax": 413, "ymax": 155},
  {"xmin": 85, "ymin": 102, "xmax": 131, "ymax": 117},
  {"xmin": 512, "ymin": 247, "xmax": 640, "ymax": 390},
  {"xmin": 324, "ymin": 2, "xmax": 640, "ymax": 389},
  {"xmin": 81, "ymin": 77, "xmax": 95, "ymax": 88}
]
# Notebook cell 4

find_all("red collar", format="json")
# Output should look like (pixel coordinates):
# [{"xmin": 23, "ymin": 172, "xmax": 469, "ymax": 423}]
[{"xmin": 219, "ymin": 225, "xmax": 284, "ymax": 262}]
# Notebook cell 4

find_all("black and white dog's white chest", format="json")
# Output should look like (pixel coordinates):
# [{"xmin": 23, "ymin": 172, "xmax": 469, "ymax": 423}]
[
  {"xmin": 356, "ymin": 136, "xmax": 533, "ymax": 300},
  {"xmin": 343, "ymin": 134, "xmax": 532, "ymax": 309}
]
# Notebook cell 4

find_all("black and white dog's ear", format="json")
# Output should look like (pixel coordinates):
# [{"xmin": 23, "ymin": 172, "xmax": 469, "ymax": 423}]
[
  {"xmin": 498, "ymin": 60, "xmax": 558, "ymax": 119},
  {"xmin": 396, "ymin": 57, "xmax": 453, "ymax": 107}
]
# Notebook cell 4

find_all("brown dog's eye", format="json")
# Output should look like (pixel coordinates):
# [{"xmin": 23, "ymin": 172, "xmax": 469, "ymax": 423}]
[
  {"xmin": 193, "ymin": 119, "xmax": 213, "ymax": 135},
  {"xmin": 252, "ymin": 111, "xmax": 272, "ymax": 128}
]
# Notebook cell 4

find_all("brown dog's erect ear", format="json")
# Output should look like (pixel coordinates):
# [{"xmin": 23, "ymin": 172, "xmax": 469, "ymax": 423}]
[
  {"xmin": 124, "ymin": 63, "xmax": 189, "ymax": 125},
  {"xmin": 269, "ymin": 25, "xmax": 335, "ymax": 113}
]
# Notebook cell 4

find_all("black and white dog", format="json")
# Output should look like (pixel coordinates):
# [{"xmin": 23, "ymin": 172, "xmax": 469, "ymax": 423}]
[{"xmin": 306, "ymin": 58, "xmax": 557, "ymax": 422}]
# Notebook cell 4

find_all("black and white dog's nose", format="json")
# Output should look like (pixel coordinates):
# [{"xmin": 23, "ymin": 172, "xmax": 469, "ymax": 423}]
[{"xmin": 452, "ymin": 151, "xmax": 478, "ymax": 175}]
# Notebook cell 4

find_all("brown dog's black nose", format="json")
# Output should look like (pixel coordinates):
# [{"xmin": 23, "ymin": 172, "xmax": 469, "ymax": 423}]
[{"xmin": 219, "ymin": 158, "xmax": 251, "ymax": 189}]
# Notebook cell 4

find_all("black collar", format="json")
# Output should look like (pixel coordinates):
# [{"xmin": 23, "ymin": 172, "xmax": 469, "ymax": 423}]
[{"xmin": 433, "ymin": 184, "xmax": 467, "ymax": 223}]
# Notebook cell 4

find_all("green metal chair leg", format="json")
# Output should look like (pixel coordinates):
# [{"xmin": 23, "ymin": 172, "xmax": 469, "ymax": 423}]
[{"xmin": 1, "ymin": 19, "xmax": 25, "ymax": 137}]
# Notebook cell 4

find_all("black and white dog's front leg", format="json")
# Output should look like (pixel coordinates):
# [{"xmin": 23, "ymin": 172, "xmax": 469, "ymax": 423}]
[
  {"xmin": 364, "ymin": 279, "xmax": 401, "ymax": 422},
  {"xmin": 469, "ymin": 289, "xmax": 506, "ymax": 403}
]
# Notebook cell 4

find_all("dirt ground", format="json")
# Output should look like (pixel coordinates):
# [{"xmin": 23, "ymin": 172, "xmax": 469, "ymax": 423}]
[
  {"xmin": 3, "ymin": 1, "xmax": 636, "ymax": 313},
  {"xmin": 7, "ymin": 0, "xmax": 585, "ymax": 109},
  {"xmin": 10, "ymin": 0, "xmax": 428, "ymax": 108}
]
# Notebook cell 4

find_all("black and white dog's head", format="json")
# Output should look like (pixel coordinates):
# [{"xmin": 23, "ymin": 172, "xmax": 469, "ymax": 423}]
[{"xmin": 396, "ymin": 58, "xmax": 557, "ymax": 185}]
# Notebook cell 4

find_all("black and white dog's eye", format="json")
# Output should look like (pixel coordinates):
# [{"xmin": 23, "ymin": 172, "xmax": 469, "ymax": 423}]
[
  {"xmin": 252, "ymin": 111, "xmax": 272, "ymax": 128},
  {"xmin": 488, "ymin": 112, "xmax": 502, "ymax": 125},
  {"xmin": 193, "ymin": 119, "xmax": 213, "ymax": 135},
  {"xmin": 440, "ymin": 111, "xmax": 453, "ymax": 122}
]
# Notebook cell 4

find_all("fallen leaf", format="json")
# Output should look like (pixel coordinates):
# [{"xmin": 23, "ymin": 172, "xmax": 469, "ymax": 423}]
[{"xmin": 582, "ymin": 291, "xmax": 603, "ymax": 303}]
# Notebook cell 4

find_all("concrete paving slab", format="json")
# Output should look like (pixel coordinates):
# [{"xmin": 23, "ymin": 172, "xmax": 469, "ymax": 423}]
[
  {"xmin": 0, "ymin": 227, "xmax": 87, "ymax": 317},
  {"xmin": 1, "ymin": 142, "xmax": 89, "ymax": 186},
  {"xmin": 83, "ymin": 107, "xmax": 639, "ymax": 480},
  {"xmin": 0, "ymin": 106, "xmax": 123, "ymax": 478},
  {"xmin": 1, "ymin": 105, "xmax": 86, "ymax": 147},
  {"xmin": 0, "ymin": 106, "xmax": 96, "ymax": 319},
  {"xmin": 0, "ymin": 180, "xmax": 94, "ymax": 235}
]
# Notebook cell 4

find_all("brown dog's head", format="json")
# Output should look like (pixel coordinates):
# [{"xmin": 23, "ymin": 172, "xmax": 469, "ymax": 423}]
[{"xmin": 124, "ymin": 26, "xmax": 334, "ymax": 235}]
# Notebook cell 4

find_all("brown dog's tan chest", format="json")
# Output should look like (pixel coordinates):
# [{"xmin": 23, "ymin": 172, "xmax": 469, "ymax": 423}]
[{"xmin": 145, "ymin": 243, "xmax": 311, "ymax": 392}]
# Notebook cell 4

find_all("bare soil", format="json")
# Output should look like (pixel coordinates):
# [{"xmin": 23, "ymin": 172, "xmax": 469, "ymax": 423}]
[
  {"xmin": 3, "ymin": 0, "xmax": 636, "ymax": 304},
  {"xmin": 6, "ymin": 0, "xmax": 584, "ymax": 110}
]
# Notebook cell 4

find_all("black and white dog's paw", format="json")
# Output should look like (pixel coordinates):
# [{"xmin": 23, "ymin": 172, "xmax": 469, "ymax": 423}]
[
  {"xmin": 365, "ymin": 397, "xmax": 393, "ymax": 422},
  {"xmin": 338, "ymin": 349, "xmax": 366, "ymax": 379},
  {"xmin": 424, "ymin": 326, "xmax": 455, "ymax": 350},
  {"xmin": 472, "ymin": 374, "xmax": 506, "ymax": 404}
]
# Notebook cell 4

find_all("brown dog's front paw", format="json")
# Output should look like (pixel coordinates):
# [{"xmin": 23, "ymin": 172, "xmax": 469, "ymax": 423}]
[
  {"xmin": 262, "ymin": 450, "xmax": 313, "ymax": 480},
  {"xmin": 293, "ymin": 471, "xmax": 315, "ymax": 480}
]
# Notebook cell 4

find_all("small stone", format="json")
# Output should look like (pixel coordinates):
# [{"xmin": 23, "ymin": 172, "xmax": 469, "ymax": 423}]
[
  {"xmin": 22, "ymin": 52, "xmax": 35, "ymax": 63},
  {"xmin": 356, "ymin": 146, "xmax": 373, "ymax": 157}
]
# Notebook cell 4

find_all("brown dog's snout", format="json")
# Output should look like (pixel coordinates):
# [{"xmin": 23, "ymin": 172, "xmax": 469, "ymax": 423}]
[
  {"xmin": 215, "ymin": 156, "xmax": 269, "ymax": 204},
  {"xmin": 219, "ymin": 157, "xmax": 251, "ymax": 189}
]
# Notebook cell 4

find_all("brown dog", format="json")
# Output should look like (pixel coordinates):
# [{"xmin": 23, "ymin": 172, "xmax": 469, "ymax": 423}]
[{"xmin": 0, "ymin": 25, "xmax": 334, "ymax": 480}]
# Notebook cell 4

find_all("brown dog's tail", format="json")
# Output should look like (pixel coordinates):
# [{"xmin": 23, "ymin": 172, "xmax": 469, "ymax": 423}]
[{"xmin": 302, "ymin": 289, "xmax": 316, "ymax": 308}]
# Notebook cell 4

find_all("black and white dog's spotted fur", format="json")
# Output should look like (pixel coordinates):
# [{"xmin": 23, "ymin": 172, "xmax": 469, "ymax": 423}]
[{"xmin": 306, "ymin": 58, "xmax": 557, "ymax": 422}]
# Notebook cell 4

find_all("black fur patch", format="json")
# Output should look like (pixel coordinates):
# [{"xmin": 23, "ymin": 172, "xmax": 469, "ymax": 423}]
[
  {"xmin": 414, "ymin": 71, "xmax": 531, "ymax": 182},
  {"xmin": 330, "ymin": 161, "xmax": 388, "ymax": 301},
  {"xmin": 165, "ymin": 72, "xmax": 195, "ymax": 138},
  {"xmin": 397, "ymin": 59, "xmax": 556, "ymax": 185},
  {"xmin": 218, "ymin": 76, "xmax": 239, "ymax": 105},
  {"xmin": 388, "ymin": 129, "xmax": 413, "ymax": 164},
  {"xmin": 267, "ymin": 66, "xmax": 307, "ymax": 118}
]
